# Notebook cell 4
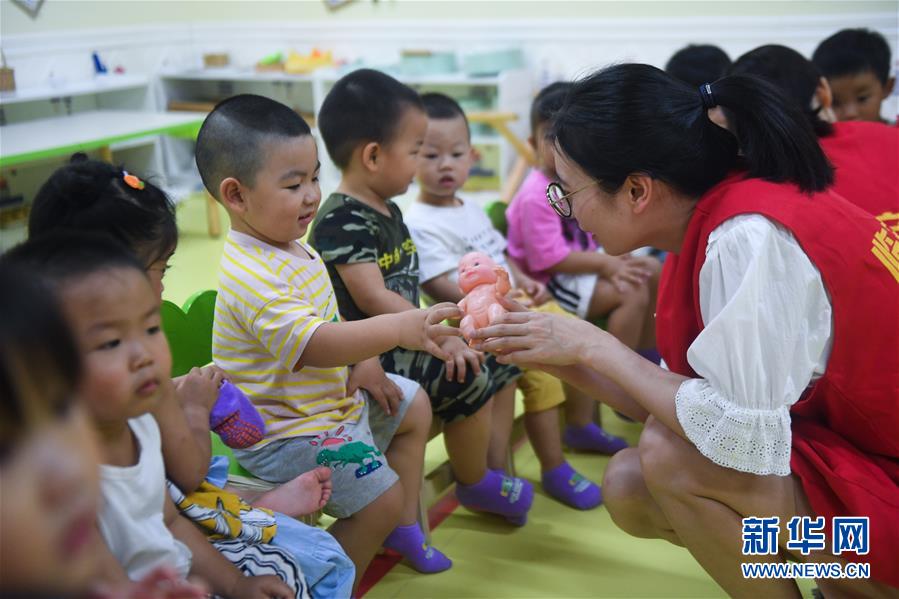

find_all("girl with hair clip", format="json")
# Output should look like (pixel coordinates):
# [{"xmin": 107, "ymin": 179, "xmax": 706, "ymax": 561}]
[
  {"xmin": 471, "ymin": 64, "xmax": 898, "ymax": 596},
  {"xmin": 0, "ymin": 263, "xmax": 206, "ymax": 598},
  {"xmin": 730, "ymin": 44, "xmax": 898, "ymax": 225}
]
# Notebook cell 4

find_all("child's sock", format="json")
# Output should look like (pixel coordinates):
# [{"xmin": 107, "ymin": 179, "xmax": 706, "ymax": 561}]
[
  {"xmin": 383, "ymin": 524, "xmax": 452, "ymax": 574},
  {"xmin": 563, "ymin": 422, "xmax": 628, "ymax": 455},
  {"xmin": 541, "ymin": 461, "xmax": 602, "ymax": 510},
  {"xmin": 210, "ymin": 381, "xmax": 266, "ymax": 449},
  {"xmin": 456, "ymin": 470, "xmax": 533, "ymax": 526}
]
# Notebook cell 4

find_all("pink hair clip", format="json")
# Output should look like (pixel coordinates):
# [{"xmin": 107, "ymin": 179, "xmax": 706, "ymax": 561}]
[{"xmin": 122, "ymin": 171, "xmax": 145, "ymax": 190}]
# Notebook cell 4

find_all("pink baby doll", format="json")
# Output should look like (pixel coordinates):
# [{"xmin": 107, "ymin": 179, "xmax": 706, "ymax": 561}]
[{"xmin": 457, "ymin": 252, "xmax": 511, "ymax": 342}]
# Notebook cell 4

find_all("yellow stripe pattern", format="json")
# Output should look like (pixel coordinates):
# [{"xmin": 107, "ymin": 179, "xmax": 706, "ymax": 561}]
[{"xmin": 213, "ymin": 232, "xmax": 360, "ymax": 448}]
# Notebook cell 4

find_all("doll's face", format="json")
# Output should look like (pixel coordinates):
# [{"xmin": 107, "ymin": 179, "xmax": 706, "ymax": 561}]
[{"xmin": 458, "ymin": 252, "xmax": 497, "ymax": 293}]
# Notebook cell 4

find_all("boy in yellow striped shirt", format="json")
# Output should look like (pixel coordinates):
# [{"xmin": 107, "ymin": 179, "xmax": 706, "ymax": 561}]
[{"xmin": 196, "ymin": 94, "xmax": 459, "ymax": 590}]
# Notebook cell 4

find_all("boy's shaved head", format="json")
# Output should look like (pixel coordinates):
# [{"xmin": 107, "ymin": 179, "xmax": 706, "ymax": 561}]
[{"xmin": 195, "ymin": 94, "xmax": 312, "ymax": 198}]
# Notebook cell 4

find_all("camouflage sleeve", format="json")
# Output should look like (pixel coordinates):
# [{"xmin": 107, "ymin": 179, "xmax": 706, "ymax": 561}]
[{"xmin": 313, "ymin": 205, "xmax": 380, "ymax": 266}]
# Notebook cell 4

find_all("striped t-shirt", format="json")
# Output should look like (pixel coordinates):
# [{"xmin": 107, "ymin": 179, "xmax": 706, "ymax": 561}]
[{"xmin": 213, "ymin": 230, "xmax": 363, "ymax": 448}]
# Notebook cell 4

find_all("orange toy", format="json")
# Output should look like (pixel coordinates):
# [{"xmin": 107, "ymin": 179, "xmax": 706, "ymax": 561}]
[{"xmin": 457, "ymin": 252, "xmax": 511, "ymax": 342}]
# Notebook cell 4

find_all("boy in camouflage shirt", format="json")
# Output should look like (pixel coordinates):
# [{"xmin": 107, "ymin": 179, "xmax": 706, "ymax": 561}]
[{"xmin": 311, "ymin": 69, "xmax": 534, "ymax": 525}]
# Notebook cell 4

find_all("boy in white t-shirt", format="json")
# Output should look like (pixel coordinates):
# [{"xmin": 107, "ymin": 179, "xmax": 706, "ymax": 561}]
[{"xmin": 406, "ymin": 93, "xmax": 630, "ymax": 510}]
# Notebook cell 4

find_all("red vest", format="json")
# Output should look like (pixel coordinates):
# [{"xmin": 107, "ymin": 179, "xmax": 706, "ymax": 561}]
[
  {"xmin": 656, "ymin": 175, "xmax": 899, "ymax": 587},
  {"xmin": 820, "ymin": 120, "xmax": 899, "ymax": 221}
]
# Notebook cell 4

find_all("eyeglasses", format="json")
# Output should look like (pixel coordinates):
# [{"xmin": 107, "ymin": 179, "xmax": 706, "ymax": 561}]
[{"xmin": 545, "ymin": 181, "xmax": 597, "ymax": 218}]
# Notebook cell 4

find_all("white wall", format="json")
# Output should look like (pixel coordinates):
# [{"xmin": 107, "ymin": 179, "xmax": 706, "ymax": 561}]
[
  {"xmin": 2, "ymin": 1, "xmax": 895, "ymax": 95},
  {"xmin": 3, "ymin": 1, "xmax": 897, "ymax": 33},
  {"xmin": 2, "ymin": 1, "xmax": 895, "ymax": 216}
]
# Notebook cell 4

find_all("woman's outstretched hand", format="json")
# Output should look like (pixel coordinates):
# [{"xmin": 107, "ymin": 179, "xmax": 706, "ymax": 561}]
[{"xmin": 470, "ymin": 299, "xmax": 604, "ymax": 366}]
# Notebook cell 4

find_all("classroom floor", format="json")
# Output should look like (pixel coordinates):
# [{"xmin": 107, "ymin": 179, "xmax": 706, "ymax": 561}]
[{"xmin": 166, "ymin": 195, "xmax": 814, "ymax": 599}]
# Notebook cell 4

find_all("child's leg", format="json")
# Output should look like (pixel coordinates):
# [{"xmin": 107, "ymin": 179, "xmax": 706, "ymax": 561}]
[
  {"xmin": 372, "ymin": 378, "xmax": 451, "ymax": 573},
  {"xmin": 563, "ymin": 383, "xmax": 597, "ymax": 428},
  {"xmin": 525, "ymin": 407, "xmax": 565, "ymax": 472},
  {"xmin": 447, "ymin": 389, "xmax": 535, "ymax": 524},
  {"xmin": 519, "ymin": 371, "xmax": 602, "ymax": 510},
  {"xmin": 444, "ymin": 398, "xmax": 492, "ymax": 484},
  {"xmin": 517, "ymin": 367, "xmax": 567, "ymax": 472},
  {"xmin": 328, "ymin": 482, "xmax": 404, "ymax": 591},
  {"xmin": 384, "ymin": 388, "xmax": 431, "ymax": 525},
  {"xmin": 381, "ymin": 349, "xmax": 533, "ymax": 523},
  {"xmin": 562, "ymin": 383, "xmax": 628, "ymax": 455},
  {"xmin": 587, "ymin": 278, "xmax": 650, "ymax": 349},
  {"xmin": 271, "ymin": 514, "xmax": 355, "ymax": 599},
  {"xmin": 486, "ymin": 383, "xmax": 517, "ymax": 471}
]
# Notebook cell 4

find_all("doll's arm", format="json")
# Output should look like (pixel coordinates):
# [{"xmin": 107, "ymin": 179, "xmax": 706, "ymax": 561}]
[{"xmin": 494, "ymin": 267, "xmax": 512, "ymax": 297}]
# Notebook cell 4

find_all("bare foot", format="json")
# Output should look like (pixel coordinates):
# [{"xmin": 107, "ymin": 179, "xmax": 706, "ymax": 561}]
[{"xmin": 253, "ymin": 466, "xmax": 332, "ymax": 518}]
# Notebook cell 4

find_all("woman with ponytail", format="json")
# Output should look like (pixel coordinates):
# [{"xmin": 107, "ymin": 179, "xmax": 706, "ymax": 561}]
[
  {"xmin": 472, "ymin": 64, "xmax": 898, "ymax": 596},
  {"xmin": 730, "ymin": 44, "xmax": 898, "ymax": 222}
]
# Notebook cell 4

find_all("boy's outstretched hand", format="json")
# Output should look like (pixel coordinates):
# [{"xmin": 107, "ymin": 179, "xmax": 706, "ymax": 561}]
[{"xmin": 396, "ymin": 302, "xmax": 461, "ymax": 361}]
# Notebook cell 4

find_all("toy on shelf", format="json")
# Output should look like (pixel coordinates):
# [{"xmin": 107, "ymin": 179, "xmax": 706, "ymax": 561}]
[
  {"xmin": 284, "ymin": 49, "xmax": 334, "ymax": 74},
  {"xmin": 255, "ymin": 51, "xmax": 284, "ymax": 72},
  {"xmin": 203, "ymin": 53, "xmax": 230, "ymax": 68},
  {"xmin": 92, "ymin": 51, "xmax": 108, "ymax": 75},
  {"xmin": 457, "ymin": 251, "xmax": 511, "ymax": 342},
  {"xmin": 0, "ymin": 49, "xmax": 15, "ymax": 92}
]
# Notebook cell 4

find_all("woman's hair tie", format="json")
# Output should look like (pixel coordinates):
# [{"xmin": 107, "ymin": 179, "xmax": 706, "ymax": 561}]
[{"xmin": 699, "ymin": 83, "xmax": 717, "ymax": 109}]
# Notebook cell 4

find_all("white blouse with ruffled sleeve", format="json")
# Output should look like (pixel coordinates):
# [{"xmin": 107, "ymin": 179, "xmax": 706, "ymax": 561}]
[{"xmin": 673, "ymin": 214, "xmax": 833, "ymax": 476}]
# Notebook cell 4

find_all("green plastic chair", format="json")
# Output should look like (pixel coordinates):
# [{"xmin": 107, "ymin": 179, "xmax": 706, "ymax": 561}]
[
  {"xmin": 160, "ymin": 290, "xmax": 255, "ymax": 479},
  {"xmin": 161, "ymin": 290, "xmax": 217, "ymax": 377},
  {"xmin": 484, "ymin": 199, "xmax": 509, "ymax": 237}
]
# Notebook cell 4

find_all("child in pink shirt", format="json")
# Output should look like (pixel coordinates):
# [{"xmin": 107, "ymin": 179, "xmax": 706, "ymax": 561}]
[{"xmin": 507, "ymin": 82, "xmax": 659, "ymax": 352}]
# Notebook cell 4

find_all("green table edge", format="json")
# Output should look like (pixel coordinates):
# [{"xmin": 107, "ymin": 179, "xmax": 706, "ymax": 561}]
[{"xmin": 0, "ymin": 119, "xmax": 203, "ymax": 168}]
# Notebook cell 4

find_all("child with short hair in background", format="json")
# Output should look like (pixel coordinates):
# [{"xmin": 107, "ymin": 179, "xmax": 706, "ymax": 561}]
[{"xmin": 813, "ymin": 28, "xmax": 895, "ymax": 123}]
